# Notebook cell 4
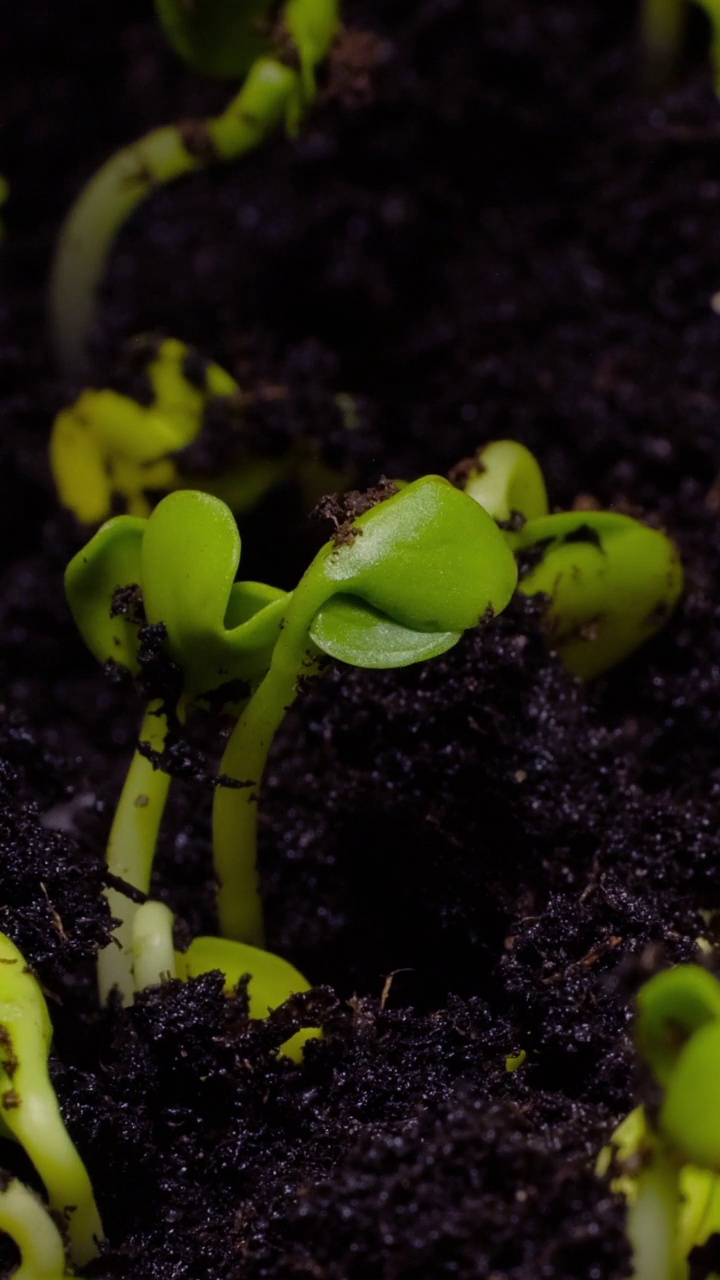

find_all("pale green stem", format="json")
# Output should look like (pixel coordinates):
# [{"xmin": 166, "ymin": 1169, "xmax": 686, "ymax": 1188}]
[
  {"xmin": 98, "ymin": 704, "xmax": 171, "ymax": 1006},
  {"xmin": 213, "ymin": 569, "xmax": 333, "ymax": 945},
  {"xmin": 9, "ymin": 1094, "xmax": 102, "ymax": 1267},
  {"xmin": 0, "ymin": 1178, "xmax": 68, "ymax": 1280},
  {"xmin": 629, "ymin": 1150, "xmax": 684, "ymax": 1280},
  {"xmin": 49, "ymin": 58, "xmax": 299, "ymax": 375},
  {"xmin": 642, "ymin": 0, "xmax": 685, "ymax": 81},
  {"xmin": 131, "ymin": 900, "xmax": 177, "ymax": 995}
]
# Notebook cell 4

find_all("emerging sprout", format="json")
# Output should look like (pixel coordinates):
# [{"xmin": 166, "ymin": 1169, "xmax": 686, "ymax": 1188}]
[
  {"xmin": 455, "ymin": 440, "xmax": 684, "ymax": 679},
  {"xmin": 0, "ymin": 1176, "xmax": 69, "ymax": 1280},
  {"xmin": 49, "ymin": 0, "xmax": 340, "ymax": 374},
  {"xmin": 65, "ymin": 490, "xmax": 287, "ymax": 1003},
  {"xmin": 213, "ymin": 474, "xmax": 519, "ymax": 946},
  {"xmin": 0, "ymin": 932, "xmax": 103, "ymax": 1267},
  {"xmin": 131, "ymin": 900, "xmax": 316, "ymax": 1062},
  {"xmin": 601, "ymin": 965, "xmax": 720, "ymax": 1280}
]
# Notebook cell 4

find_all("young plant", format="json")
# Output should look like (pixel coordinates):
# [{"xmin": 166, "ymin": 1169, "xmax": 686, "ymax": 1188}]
[
  {"xmin": 131, "ymin": 899, "xmax": 316, "ymax": 1061},
  {"xmin": 0, "ymin": 1176, "xmax": 69, "ymax": 1280},
  {"xmin": 66, "ymin": 490, "xmax": 288, "ymax": 1003},
  {"xmin": 601, "ymin": 965, "xmax": 720, "ymax": 1280},
  {"xmin": 455, "ymin": 439, "xmax": 684, "ymax": 679},
  {"xmin": 0, "ymin": 932, "xmax": 103, "ymax": 1267},
  {"xmin": 49, "ymin": 0, "xmax": 339, "ymax": 374},
  {"xmin": 213, "ymin": 474, "xmax": 519, "ymax": 946},
  {"xmin": 50, "ymin": 334, "xmax": 357, "ymax": 526}
]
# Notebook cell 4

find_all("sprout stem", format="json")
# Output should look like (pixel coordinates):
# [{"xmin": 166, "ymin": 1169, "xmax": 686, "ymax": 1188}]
[
  {"xmin": 0, "ymin": 1178, "xmax": 68, "ymax": 1280},
  {"xmin": 98, "ymin": 704, "xmax": 172, "ymax": 1005},
  {"xmin": 131, "ymin": 900, "xmax": 177, "ymax": 995},
  {"xmin": 628, "ymin": 1149, "xmax": 682, "ymax": 1280},
  {"xmin": 50, "ymin": 58, "xmax": 298, "ymax": 375},
  {"xmin": 214, "ymin": 571, "xmax": 329, "ymax": 945}
]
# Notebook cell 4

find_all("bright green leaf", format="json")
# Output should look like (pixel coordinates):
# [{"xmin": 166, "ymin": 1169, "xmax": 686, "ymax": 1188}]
[
  {"xmin": 310, "ymin": 595, "xmax": 460, "ymax": 668},
  {"xmin": 637, "ymin": 966, "xmax": 720, "ymax": 1087}
]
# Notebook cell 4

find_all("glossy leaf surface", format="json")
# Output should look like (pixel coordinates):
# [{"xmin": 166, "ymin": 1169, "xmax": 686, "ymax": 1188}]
[
  {"xmin": 312, "ymin": 476, "xmax": 518, "ymax": 637},
  {"xmin": 310, "ymin": 595, "xmax": 459, "ymax": 668}
]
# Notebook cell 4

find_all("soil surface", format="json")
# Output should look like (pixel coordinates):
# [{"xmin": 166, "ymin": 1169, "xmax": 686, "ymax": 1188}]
[{"xmin": 1, "ymin": 0, "xmax": 720, "ymax": 1276}]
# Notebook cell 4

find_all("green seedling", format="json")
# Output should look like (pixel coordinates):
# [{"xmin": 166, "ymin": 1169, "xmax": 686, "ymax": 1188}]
[
  {"xmin": 66, "ymin": 490, "xmax": 288, "ymax": 1003},
  {"xmin": 213, "ymin": 474, "xmax": 518, "ymax": 946},
  {"xmin": 456, "ymin": 440, "xmax": 683, "ymax": 679},
  {"xmin": 50, "ymin": 334, "xmax": 359, "ymax": 526},
  {"xmin": 600, "ymin": 965, "xmax": 720, "ymax": 1280},
  {"xmin": 0, "ymin": 1176, "xmax": 70, "ymax": 1280},
  {"xmin": 0, "ymin": 932, "xmax": 103, "ymax": 1267},
  {"xmin": 131, "ymin": 900, "xmax": 316, "ymax": 1061},
  {"xmin": 49, "ymin": 0, "xmax": 339, "ymax": 373},
  {"xmin": 50, "ymin": 336, "xmax": 269, "ymax": 525}
]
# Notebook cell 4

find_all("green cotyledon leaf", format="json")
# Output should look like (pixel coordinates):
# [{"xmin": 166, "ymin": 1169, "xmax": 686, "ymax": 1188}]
[
  {"xmin": 304, "ymin": 475, "xmax": 519, "ymax": 639},
  {"xmin": 637, "ymin": 965, "xmax": 720, "ymax": 1088},
  {"xmin": 510, "ymin": 510, "xmax": 683, "ymax": 679}
]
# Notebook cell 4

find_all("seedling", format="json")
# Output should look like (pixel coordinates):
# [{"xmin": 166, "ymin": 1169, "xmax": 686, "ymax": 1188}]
[
  {"xmin": 49, "ymin": 0, "xmax": 340, "ymax": 373},
  {"xmin": 455, "ymin": 440, "xmax": 683, "ymax": 679},
  {"xmin": 131, "ymin": 899, "xmax": 316, "ymax": 1061},
  {"xmin": 0, "ymin": 931, "xmax": 103, "ymax": 1267},
  {"xmin": 66, "ymin": 489, "xmax": 288, "ymax": 1003},
  {"xmin": 50, "ymin": 334, "xmax": 358, "ymax": 526},
  {"xmin": 0, "ymin": 1176, "xmax": 69, "ymax": 1280},
  {"xmin": 601, "ymin": 965, "xmax": 720, "ymax": 1280},
  {"xmin": 51, "ymin": 336, "xmax": 260, "ymax": 525},
  {"xmin": 213, "ymin": 474, "xmax": 519, "ymax": 946},
  {"xmin": 68, "ymin": 479, "xmax": 517, "ymax": 984}
]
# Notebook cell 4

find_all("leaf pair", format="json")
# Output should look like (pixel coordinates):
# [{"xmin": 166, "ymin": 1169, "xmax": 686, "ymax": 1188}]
[
  {"xmin": 66, "ymin": 490, "xmax": 287, "ymax": 707},
  {"xmin": 458, "ymin": 440, "xmax": 683, "ymax": 679}
]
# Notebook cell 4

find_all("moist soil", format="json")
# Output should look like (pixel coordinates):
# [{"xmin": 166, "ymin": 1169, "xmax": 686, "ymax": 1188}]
[{"xmin": 1, "ymin": 0, "xmax": 720, "ymax": 1276}]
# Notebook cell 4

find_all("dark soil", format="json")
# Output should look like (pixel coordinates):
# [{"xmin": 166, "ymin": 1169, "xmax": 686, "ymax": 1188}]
[{"xmin": 1, "ymin": 0, "xmax": 720, "ymax": 1275}]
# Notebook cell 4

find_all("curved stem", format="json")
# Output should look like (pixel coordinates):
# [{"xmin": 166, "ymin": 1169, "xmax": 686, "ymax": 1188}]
[
  {"xmin": 629, "ymin": 1148, "xmax": 683, "ymax": 1280},
  {"xmin": 213, "ymin": 568, "xmax": 333, "ymax": 945},
  {"xmin": 131, "ymin": 900, "xmax": 177, "ymax": 995},
  {"xmin": 0, "ymin": 1178, "xmax": 68, "ymax": 1280},
  {"xmin": 50, "ymin": 58, "xmax": 298, "ymax": 375},
  {"xmin": 97, "ymin": 704, "xmax": 172, "ymax": 1005}
]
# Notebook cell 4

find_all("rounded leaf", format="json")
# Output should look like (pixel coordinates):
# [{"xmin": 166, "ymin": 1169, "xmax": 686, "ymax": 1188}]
[
  {"xmin": 155, "ymin": 0, "xmax": 275, "ymax": 79},
  {"xmin": 461, "ymin": 439, "xmax": 549, "ymax": 523},
  {"xmin": 637, "ymin": 965, "xmax": 720, "ymax": 1087},
  {"xmin": 141, "ymin": 490, "xmax": 242, "ymax": 691},
  {"xmin": 316, "ymin": 475, "xmax": 518, "ymax": 634},
  {"xmin": 310, "ymin": 595, "xmax": 460, "ymax": 668},
  {"xmin": 513, "ymin": 511, "xmax": 683, "ymax": 679},
  {"xmin": 65, "ymin": 516, "xmax": 145, "ymax": 672},
  {"xmin": 661, "ymin": 1020, "xmax": 720, "ymax": 1167}
]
